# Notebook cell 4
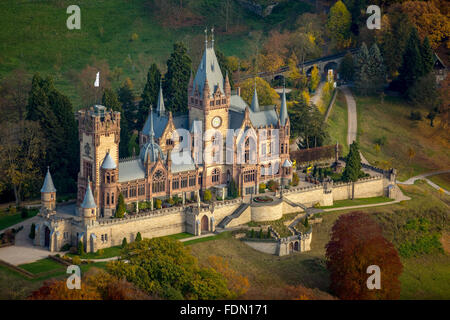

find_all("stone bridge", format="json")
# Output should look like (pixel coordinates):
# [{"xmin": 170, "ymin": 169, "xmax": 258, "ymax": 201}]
[{"xmin": 237, "ymin": 48, "xmax": 359, "ymax": 82}]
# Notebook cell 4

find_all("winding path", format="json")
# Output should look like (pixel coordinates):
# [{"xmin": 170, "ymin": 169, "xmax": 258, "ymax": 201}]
[
  {"xmin": 341, "ymin": 86, "xmax": 369, "ymax": 164},
  {"xmin": 397, "ymin": 170, "xmax": 450, "ymax": 195}
]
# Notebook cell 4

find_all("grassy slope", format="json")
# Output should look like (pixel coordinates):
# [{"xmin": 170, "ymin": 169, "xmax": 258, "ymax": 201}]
[
  {"xmin": 326, "ymin": 89, "xmax": 348, "ymax": 155},
  {"xmin": 428, "ymin": 173, "xmax": 450, "ymax": 191},
  {"xmin": 319, "ymin": 196, "xmax": 393, "ymax": 209},
  {"xmin": 355, "ymin": 95, "xmax": 450, "ymax": 181},
  {"xmin": 189, "ymin": 180, "xmax": 449, "ymax": 299}
]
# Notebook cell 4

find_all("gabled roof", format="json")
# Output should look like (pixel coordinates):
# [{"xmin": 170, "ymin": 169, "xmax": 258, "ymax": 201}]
[
  {"xmin": 192, "ymin": 45, "xmax": 224, "ymax": 98},
  {"xmin": 81, "ymin": 182, "xmax": 96, "ymax": 209},
  {"xmin": 101, "ymin": 152, "xmax": 117, "ymax": 169},
  {"xmin": 230, "ymin": 95, "xmax": 248, "ymax": 112},
  {"xmin": 41, "ymin": 167, "xmax": 56, "ymax": 193}
]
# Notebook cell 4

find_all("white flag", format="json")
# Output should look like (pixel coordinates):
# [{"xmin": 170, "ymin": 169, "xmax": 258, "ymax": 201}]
[{"xmin": 94, "ymin": 72, "xmax": 100, "ymax": 87}]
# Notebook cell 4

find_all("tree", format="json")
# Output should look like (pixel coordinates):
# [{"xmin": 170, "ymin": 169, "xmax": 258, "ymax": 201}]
[
  {"xmin": 342, "ymin": 141, "xmax": 362, "ymax": 199},
  {"xmin": 29, "ymin": 280, "xmax": 101, "ymax": 300},
  {"xmin": 420, "ymin": 37, "xmax": 434, "ymax": 76},
  {"xmin": 122, "ymin": 237, "xmax": 128, "ymax": 248},
  {"xmin": 239, "ymin": 77, "xmax": 279, "ymax": 106},
  {"xmin": 29, "ymin": 223, "xmax": 36, "ymax": 239},
  {"xmin": 118, "ymin": 78, "xmax": 136, "ymax": 132},
  {"xmin": 0, "ymin": 69, "xmax": 30, "ymax": 123},
  {"xmin": 367, "ymin": 43, "xmax": 386, "ymax": 93},
  {"xmin": 292, "ymin": 172, "xmax": 300, "ymax": 186},
  {"xmin": 326, "ymin": 211, "xmax": 403, "ymax": 299},
  {"xmin": 228, "ymin": 179, "xmax": 238, "ymax": 199},
  {"xmin": 397, "ymin": 28, "xmax": 423, "ymax": 94},
  {"xmin": 203, "ymin": 190, "xmax": 212, "ymax": 202},
  {"xmin": 400, "ymin": 1, "xmax": 450, "ymax": 49},
  {"xmin": 116, "ymin": 193, "xmax": 126, "ymax": 218},
  {"xmin": 407, "ymin": 73, "xmax": 439, "ymax": 110},
  {"xmin": 103, "ymin": 88, "xmax": 130, "ymax": 158},
  {"xmin": 135, "ymin": 232, "xmax": 142, "ymax": 242},
  {"xmin": 164, "ymin": 42, "xmax": 192, "ymax": 114},
  {"xmin": 78, "ymin": 240, "xmax": 84, "ymax": 255},
  {"xmin": 0, "ymin": 120, "xmax": 46, "ymax": 206},
  {"xmin": 216, "ymin": 50, "xmax": 234, "ymax": 89},
  {"xmin": 339, "ymin": 52, "xmax": 354, "ymax": 82},
  {"xmin": 309, "ymin": 65, "xmax": 320, "ymax": 92},
  {"xmin": 326, "ymin": 0, "xmax": 352, "ymax": 49},
  {"xmin": 139, "ymin": 64, "xmax": 161, "ymax": 128},
  {"xmin": 354, "ymin": 43, "xmax": 370, "ymax": 95}
]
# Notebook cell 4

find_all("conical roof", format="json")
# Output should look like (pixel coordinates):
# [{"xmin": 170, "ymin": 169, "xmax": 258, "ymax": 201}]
[
  {"xmin": 41, "ymin": 167, "xmax": 56, "ymax": 193},
  {"xmin": 192, "ymin": 44, "xmax": 224, "ymax": 98},
  {"xmin": 101, "ymin": 152, "xmax": 116, "ymax": 169},
  {"xmin": 156, "ymin": 79, "xmax": 165, "ymax": 116},
  {"xmin": 81, "ymin": 181, "xmax": 96, "ymax": 209},
  {"xmin": 251, "ymin": 84, "xmax": 260, "ymax": 112},
  {"xmin": 279, "ymin": 85, "xmax": 288, "ymax": 126}
]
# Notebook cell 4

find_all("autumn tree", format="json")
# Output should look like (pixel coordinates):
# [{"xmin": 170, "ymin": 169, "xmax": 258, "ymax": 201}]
[
  {"xmin": 309, "ymin": 65, "xmax": 320, "ymax": 92},
  {"xmin": 206, "ymin": 256, "xmax": 249, "ymax": 299},
  {"xmin": 400, "ymin": 1, "xmax": 450, "ymax": 48},
  {"xmin": 327, "ymin": 0, "xmax": 352, "ymax": 49},
  {"xmin": 239, "ymin": 77, "xmax": 279, "ymax": 106},
  {"xmin": 326, "ymin": 211, "xmax": 403, "ymax": 300},
  {"xmin": 29, "ymin": 280, "xmax": 101, "ymax": 300}
]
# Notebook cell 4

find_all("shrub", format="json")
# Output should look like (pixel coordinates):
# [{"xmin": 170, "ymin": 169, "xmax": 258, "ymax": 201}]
[
  {"xmin": 69, "ymin": 246, "xmax": 78, "ymax": 254},
  {"xmin": 97, "ymin": 249, "xmax": 104, "ymax": 256},
  {"xmin": 410, "ymin": 111, "xmax": 422, "ymax": 121},
  {"xmin": 29, "ymin": 223, "xmax": 35, "ymax": 239},
  {"xmin": 267, "ymin": 180, "xmax": 279, "ymax": 192},
  {"xmin": 203, "ymin": 190, "xmax": 212, "ymax": 202},
  {"xmin": 292, "ymin": 172, "xmax": 299, "ymax": 186},
  {"xmin": 9, "ymin": 206, "xmax": 17, "ymax": 215},
  {"xmin": 116, "ymin": 193, "xmax": 126, "ymax": 218},
  {"xmin": 61, "ymin": 243, "xmax": 71, "ymax": 251},
  {"xmin": 155, "ymin": 199, "xmax": 162, "ymax": 209},
  {"xmin": 250, "ymin": 229, "xmax": 255, "ymax": 238},
  {"xmin": 72, "ymin": 256, "xmax": 81, "ymax": 265},
  {"xmin": 122, "ymin": 237, "xmax": 128, "ymax": 248},
  {"xmin": 259, "ymin": 229, "xmax": 263, "ymax": 239},
  {"xmin": 130, "ymin": 33, "xmax": 139, "ymax": 41},
  {"xmin": 267, "ymin": 229, "xmax": 271, "ymax": 238},
  {"xmin": 77, "ymin": 240, "xmax": 84, "ymax": 255},
  {"xmin": 167, "ymin": 197, "xmax": 175, "ymax": 206},
  {"xmin": 21, "ymin": 208, "xmax": 28, "ymax": 219},
  {"xmin": 228, "ymin": 179, "xmax": 239, "ymax": 199},
  {"xmin": 135, "ymin": 232, "xmax": 142, "ymax": 242},
  {"xmin": 259, "ymin": 183, "xmax": 266, "ymax": 193},
  {"xmin": 374, "ymin": 136, "xmax": 387, "ymax": 146}
]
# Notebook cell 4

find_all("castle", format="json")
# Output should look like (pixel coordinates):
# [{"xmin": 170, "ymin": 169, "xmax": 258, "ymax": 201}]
[{"xmin": 32, "ymin": 35, "xmax": 397, "ymax": 254}]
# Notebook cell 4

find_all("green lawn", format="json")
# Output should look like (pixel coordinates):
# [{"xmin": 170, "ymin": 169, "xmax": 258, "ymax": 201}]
[
  {"xmin": 320, "ymin": 196, "xmax": 394, "ymax": 209},
  {"xmin": 68, "ymin": 245, "xmax": 122, "ymax": 259},
  {"xmin": 355, "ymin": 94, "xmax": 450, "ymax": 181},
  {"xmin": 19, "ymin": 258, "xmax": 64, "ymax": 275},
  {"xmin": 0, "ymin": 210, "xmax": 38, "ymax": 231},
  {"xmin": 183, "ymin": 231, "xmax": 231, "ymax": 246},
  {"xmin": 165, "ymin": 232, "xmax": 194, "ymax": 240},
  {"xmin": 326, "ymin": 89, "xmax": 349, "ymax": 156},
  {"xmin": 247, "ymin": 212, "xmax": 300, "ymax": 238},
  {"xmin": 428, "ymin": 173, "xmax": 450, "ymax": 191}
]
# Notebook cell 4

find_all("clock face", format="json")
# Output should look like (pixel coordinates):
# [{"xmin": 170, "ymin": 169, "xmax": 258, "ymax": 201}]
[{"xmin": 211, "ymin": 116, "xmax": 222, "ymax": 128}]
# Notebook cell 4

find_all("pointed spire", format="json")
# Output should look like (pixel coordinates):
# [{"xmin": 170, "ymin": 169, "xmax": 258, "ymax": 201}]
[
  {"xmin": 279, "ymin": 82, "xmax": 288, "ymax": 126},
  {"xmin": 81, "ymin": 178, "xmax": 96, "ymax": 209},
  {"xmin": 211, "ymin": 27, "xmax": 214, "ymax": 47},
  {"xmin": 149, "ymin": 105, "xmax": 155, "ymax": 143},
  {"xmin": 251, "ymin": 80, "xmax": 260, "ymax": 112},
  {"xmin": 204, "ymin": 27, "xmax": 208, "ymax": 49},
  {"xmin": 156, "ymin": 78, "xmax": 165, "ymax": 116},
  {"xmin": 41, "ymin": 166, "xmax": 56, "ymax": 193}
]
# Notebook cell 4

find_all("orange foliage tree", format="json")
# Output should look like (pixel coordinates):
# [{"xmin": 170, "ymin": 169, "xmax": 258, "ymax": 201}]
[
  {"xmin": 325, "ymin": 211, "xmax": 403, "ymax": 300},
  {"xmin": 29, "ymin": 280, "xmax": 101, "ymax": 300},
  {"xmin": 207, "ymin": 256, "xmax": 249, "ymax": 298}
]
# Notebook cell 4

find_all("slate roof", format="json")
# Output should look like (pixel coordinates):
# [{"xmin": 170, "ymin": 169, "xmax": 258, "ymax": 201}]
[
  {"xmin": 81, "ymin": 182, "xmax": 96, "ymax": 209},
  {"xmin": 41, "ymin": 168, "xmax": 56, "ymax": 193},
  {"xmin": 192, "ymin": 46, "xmax": 224, "ymax": 98},
  {"xmin": 279, "ymin": 86, "xmax": 288, "ymax": 126},
  {"xmin": 250, "ymin": 86, "xmax": 260, "ymax": 112},
  {"xmin": 229, "ymin": 95, "xmax": 248, "ymax": 112},
  {"xmin": 142, "ymin": 113, "xmax": 189, "ymax": 139},
  {"xmin": 171, "ymin": 153, "xmax": 196, "ymax": 173},
  {"xmin": 101, "ymin": 152, "xmax": 117, "ymax": 169},
  {"xmin": 118, "ymin": 159, "xmax": 146, "ymax": 182}
]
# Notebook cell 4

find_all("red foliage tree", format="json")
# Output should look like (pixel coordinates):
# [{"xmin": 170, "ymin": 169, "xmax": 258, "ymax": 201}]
[
  {"xmin": 29, "ymin": 280, "xmax": 101, "ymax": 300},
  {"xmin": 325, "ymin": 211, "xmax": 403, "ymax": 300}
]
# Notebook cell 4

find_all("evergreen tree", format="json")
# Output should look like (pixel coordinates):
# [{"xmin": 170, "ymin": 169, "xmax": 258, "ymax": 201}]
[
  {"xmin": 29, "ymin": 223, "xmax": 36, "ymax": 239},
  {"xmin": 122, "ymin": 237, "xmax": 128, "ymax": 248},
  {"xmin": 367, "ymin": 43, "xmax": 386, "ymax": 94},
  {"xmin": 420, "ymin": 37, "xmax": 434, "ymax": 76},
  {"xmin": 164, "ymin": 42, "xmax": 192, "ymax": 114},
  {"xmin": 77, "ymin": 240, "xmax": 84, "ymax": 255},
  {"xmin": 118, "ymin": 78, "xmax": 136, "ymax": 131},
  {"xmin": 103, "ymin": 88, "xmax": 130, "ymax": 158},
  {"xmin": 342, "ymin": 141, "xmax": 362, "ymax": 199},
  {"xmin": 116, "ymin": 193, "xmax": 126, "ymax": 218},
  {"xmin": 135, "ymin": 232, "xmax": 142, "ymax": 242},
  {"xmin": 228, "ymin": 179, "xmax": 238, "ymax": 199},
  {"xmin": 354, "ymin": 43, "xmax": 370, "ymax": 95},
  {"xmin": 139, "ymin": 64, "xmax": 161, "ymax": 127},
  {"xmin": 398, "ymin": 28, "xmax": 423, "ymax": 94},
  {"xmin": 339, "ymin": 52, "xmax": 354, "ymax": 82}
]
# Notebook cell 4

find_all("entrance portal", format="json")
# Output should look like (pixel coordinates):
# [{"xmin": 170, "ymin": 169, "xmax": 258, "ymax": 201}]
[
  {"xmin": 201, "ymin": 215, "xmax": 209, "ymax": 232},
  {"xmin": 44, "ymin": 227, "xmax": 50, "ymax": 247}
]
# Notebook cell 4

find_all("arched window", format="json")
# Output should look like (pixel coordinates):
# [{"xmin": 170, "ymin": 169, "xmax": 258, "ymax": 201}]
[
  {"xmin": 152, "ymin": 170, "xmax": 166, "ymax": 193},
  {"xmin": 212, "ymin": 169, "xmax": 220, "ymax": 183}
]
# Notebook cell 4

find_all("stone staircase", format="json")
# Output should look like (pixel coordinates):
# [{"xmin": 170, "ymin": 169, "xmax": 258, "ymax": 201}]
[
  {"xmin": 217, "ymin": 203, "xmax": 250, "ymax": 229},
  {"xmin": 283, "ymin": 198, "xmax": 308, "ymax": 211}
]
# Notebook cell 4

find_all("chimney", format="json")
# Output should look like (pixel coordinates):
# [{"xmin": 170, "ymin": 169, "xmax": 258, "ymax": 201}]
[{"xmin": 236, "ymin": 86, "xmax": 241, "ymax": 97}]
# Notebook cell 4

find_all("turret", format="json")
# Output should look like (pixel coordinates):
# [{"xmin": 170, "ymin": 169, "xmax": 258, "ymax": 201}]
[
  {"xmin": 101, "ymin": 152, "xmax": 118, "ymax": 218},
  {"xmin": 80, "ymin": 179, "xmax": 97, "ymax": 224},
  {"xmin": 251, "ymin": 81, "xmax": 260, "ymax": 112},
  {"xmin": 224, "ymin": 71, "xmax": 231, "ymax": 97},
  {"xmin": 41, "ymin": 167, "xmax": 56, "ymax": 211}
]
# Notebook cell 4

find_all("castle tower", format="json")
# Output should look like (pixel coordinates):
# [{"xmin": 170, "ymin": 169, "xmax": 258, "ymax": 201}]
[
  {"xmin": 76, "ymin": 105, "xmax": 120, "ymax": 212},
  {"xmin": 40, "ymin": 167, "xmax": 56, "ymax": 211},
  {"xmin": 80, "ymin": 179, "xmax": 97, "ymax": 225},
  {"xmin": 250, "ymin": 81, "xmax": 260, "ymax": 112},
  {"xmin": 100, "ymin": 152, "xmax": 118, "ymax": 218}
]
